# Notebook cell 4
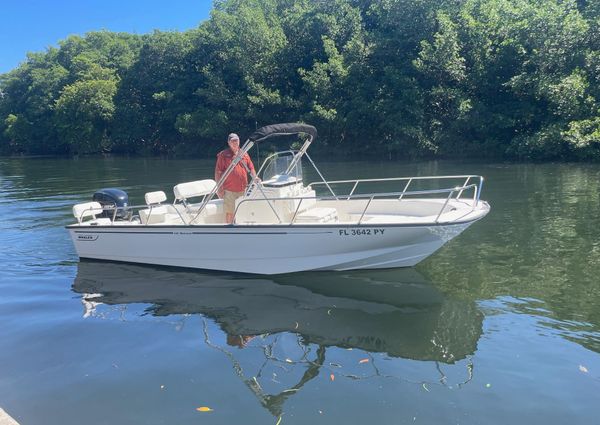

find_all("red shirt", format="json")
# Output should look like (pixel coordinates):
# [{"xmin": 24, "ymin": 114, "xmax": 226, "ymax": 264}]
[{"xmin": 215, "ymin": 148, "xmax": 256, "ymax": 192}]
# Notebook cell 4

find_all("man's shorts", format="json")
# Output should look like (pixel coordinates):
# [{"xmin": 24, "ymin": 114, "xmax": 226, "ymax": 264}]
[{"xmin": 223, "ymin": 190, "xmax": 244, "ymax": 215}]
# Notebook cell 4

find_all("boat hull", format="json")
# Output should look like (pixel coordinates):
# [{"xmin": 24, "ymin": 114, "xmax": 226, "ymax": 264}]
[{"xmin": 67, "ymin": 221, "xmax": 477, "ymax": 274}]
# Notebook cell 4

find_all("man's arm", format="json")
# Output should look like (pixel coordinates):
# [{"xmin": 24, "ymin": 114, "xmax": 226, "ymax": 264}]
[
  {"xmin": 246, "ymin": 155, "xmax": 258, "ymax": 180},
  {"xmin": 215, "ymin": 154, "xmax": 224, "ymax": 198}
]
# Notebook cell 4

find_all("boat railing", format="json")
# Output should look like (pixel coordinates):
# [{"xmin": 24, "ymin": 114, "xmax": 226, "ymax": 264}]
[
  {"xmin": 76, "ymin": 176, "xmax": 483, "ymax": 226},
  {"xmin": 308, "ymin": 175, "xmax": 484, "ymax": 203},
  {"xmin": 233, "ymin": 181, "xmax": 481, "ymax": 225}
]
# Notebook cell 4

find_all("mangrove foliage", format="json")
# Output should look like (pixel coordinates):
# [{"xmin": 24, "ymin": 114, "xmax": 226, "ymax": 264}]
[{"xmin": 1, "ymin": 0, "xmax": 599, "ymax": 160}]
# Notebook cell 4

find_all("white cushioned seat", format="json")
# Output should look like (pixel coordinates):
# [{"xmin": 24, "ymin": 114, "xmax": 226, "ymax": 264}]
[
  {"xmin": 183, "ymin": 202, "xmax": 219, "ymax": 215},
  {"xmin": 140, "ymin": 205, "xmax": 169, "ymax": 224},
  {"xmin": 145, "ymin": 191, "xmax": 167, "ymax": 205},
  {"xmin": 174, "ymin": 179, "xmax": 216, "ymax": 202},
  {"xmin": 73, "ymin": 201, "xmax": 104, "ymax": 223}
]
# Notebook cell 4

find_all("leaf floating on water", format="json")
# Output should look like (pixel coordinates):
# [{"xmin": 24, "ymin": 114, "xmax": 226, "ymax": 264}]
[
  {"xmin": 319, "ymin": 410, "xmax": 323, "ymax": 415},
  {"xmin": 422, "ymin": 383, "xmax": 430, "ymax": 392},
  {"xmin": 160, "ymin": 385, "xmax": 165, "ymax": 389},
  {"xmin": 282, "ymin": 388, "xmax": 299, "ymax": 394},
  {"xmin": 579, "ymin": 365, "xmax": 589, "ymax": 373},
  {"xmin": 359, "ymin": 358, "xmax": 369, "ymax": 364},
  {"xmin": 329, "ymin": 362, "xmax": 342, "ymax": 368},
  {"xmin": 275, "ymin": 416, "xmax": 282, "ymax": 425},
  {"xmin": 294, "ymin": 322, "xmax": 299, "ymax": 329},
  {"xmin": 485, "ymin": 383, "xmax": 491, "ymax": 388},
  {"xmin": 285, "ymin": 358, "xmax": 293, "ymax": 363},
  {"xmin": 327, "ymin": 309, "xmax": 332, "ymax": 315},
  {"xmin": 330, "ymin": 373, "xmax": 335, "ymax": 381},
  {"xmin": 196, "ymin": 407, "xmax": 213, "ymax": 412}
]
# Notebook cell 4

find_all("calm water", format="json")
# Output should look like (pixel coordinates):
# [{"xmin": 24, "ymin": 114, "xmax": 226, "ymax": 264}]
[{"xmin": 1, "ymin": 157, "xmax": 599, "ymax": 424}]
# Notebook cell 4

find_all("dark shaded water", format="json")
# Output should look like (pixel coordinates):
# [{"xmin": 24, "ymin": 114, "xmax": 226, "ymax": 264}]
[{"xmin": 1, "ymin": 157, "xmax": 599, "ymax": 424}]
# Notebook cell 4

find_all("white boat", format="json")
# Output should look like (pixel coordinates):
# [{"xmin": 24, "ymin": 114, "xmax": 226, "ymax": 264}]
[{"xmin": 67, "ymin": 123, "xmax": 490, "ymax": 274}]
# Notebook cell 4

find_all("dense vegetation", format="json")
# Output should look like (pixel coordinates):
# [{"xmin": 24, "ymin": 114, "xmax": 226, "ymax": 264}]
[{"xmin": 1, "ymin": 0, "xmax": 599, "ymax": 160}]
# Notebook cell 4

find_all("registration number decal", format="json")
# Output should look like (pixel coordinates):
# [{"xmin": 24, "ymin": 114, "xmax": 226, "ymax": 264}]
[{"xmin": 338, "ymin": 228, "xmax": 385, "ymax": 236}]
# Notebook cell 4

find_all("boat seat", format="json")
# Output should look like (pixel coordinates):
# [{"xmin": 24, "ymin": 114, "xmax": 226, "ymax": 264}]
[
  {"xmin": 140, "ymin": 205, "xmax": 186, "ymax": 225},
  {"xmin": 294, "ymin": 207, "xmax": 338, "ymax": 223},
  {"xmin": 73, "ymin": 201, "xmax": 105, "ymax": 224},
  {"xmin": 139, "ymin": 190, "xmax": 185, "ymax": 224},
  {"xmin": 174, "ymin": 179, "xmax": 216, "ymax": 203},
  {"xmin": 145, "ymin": 190, "xmax": 167, "ymax": 205},
  {"xmin": 182, "ymin": 201, "xmax": 220, "ymax": 215},
  {"xmin": 140, "ymin": 205, "xmax": 166, "ymax": 225}
]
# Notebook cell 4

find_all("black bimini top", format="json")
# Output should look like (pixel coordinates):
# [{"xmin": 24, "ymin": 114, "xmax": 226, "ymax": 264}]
[{"xmin": 248, "ymin": 123, "xmax": 317, "ymax": 143}]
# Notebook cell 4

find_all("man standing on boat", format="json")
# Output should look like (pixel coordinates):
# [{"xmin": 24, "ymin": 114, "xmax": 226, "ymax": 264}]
[{"xmin": 215, "ymin": 133, "xmax": 258, "ymax": 224}]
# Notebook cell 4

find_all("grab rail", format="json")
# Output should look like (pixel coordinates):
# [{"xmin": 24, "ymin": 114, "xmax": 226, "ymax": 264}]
[
  {"xmin": 233, "ymin": 183, "xmax": 481, "ymax": 225},
  {"xmin": 309, "ymin": 175, "xmax": 484, "ymax": 204}
]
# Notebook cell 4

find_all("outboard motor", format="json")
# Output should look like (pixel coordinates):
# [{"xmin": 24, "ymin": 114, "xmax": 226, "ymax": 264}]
[{"xmin": 92, "ymin": 188, "xmax": 129, "ymax": 220}]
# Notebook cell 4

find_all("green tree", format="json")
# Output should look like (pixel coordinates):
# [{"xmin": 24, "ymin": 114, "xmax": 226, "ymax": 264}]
[
  {"xmin": 112, "ymin": 31, "xmax": 197, "ymax": 154},
  {"xmin": 177, "ymin": 0, "xmax": 288, "ymax": 151},
  {"xmin": 414, "ymin": 11, "xmax": 470, "ymax": 154},
  {"xmin": 54, "ymin": 67, "xmax": 118, "ymax": 154},
  {"xmin": 1, "ymin": 0, "xmax": 600, "ymax": 160}
]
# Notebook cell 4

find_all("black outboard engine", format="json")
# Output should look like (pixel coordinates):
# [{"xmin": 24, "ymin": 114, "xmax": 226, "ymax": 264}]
[{"xmin": 92, "ymin": 188, "xmax": 129, "ymax": 220}]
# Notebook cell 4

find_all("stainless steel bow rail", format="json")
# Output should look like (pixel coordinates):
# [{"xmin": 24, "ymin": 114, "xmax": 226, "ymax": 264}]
[
  {"xmin": 234, "ymin": 175, "xmax": 484, "ymax": 225},
  {"xmin": 308, "ymin": 175, "xmax": 484, "ymax": 202}
]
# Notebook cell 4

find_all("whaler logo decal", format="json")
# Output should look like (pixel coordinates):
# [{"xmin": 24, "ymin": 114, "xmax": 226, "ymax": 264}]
[{"xmin": 77, "ymin": 234, "xmax": 98, "ymax": 241}]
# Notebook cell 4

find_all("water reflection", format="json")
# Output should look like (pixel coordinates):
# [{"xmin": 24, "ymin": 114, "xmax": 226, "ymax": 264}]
[{"xmin": 72, "ymin": 261, "xmax": 483, "ymax": 416}]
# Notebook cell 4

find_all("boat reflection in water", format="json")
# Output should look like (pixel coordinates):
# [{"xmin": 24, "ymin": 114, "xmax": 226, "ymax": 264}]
[{"xmin": 72, "ymin": 261, "xmax": 483, "ymax": 417}]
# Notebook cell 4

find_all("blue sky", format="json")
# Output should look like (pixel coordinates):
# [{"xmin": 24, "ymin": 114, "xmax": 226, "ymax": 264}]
[{"xmin": 0, "ymin": 0, "xmax": 213, "ymax": 74}]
